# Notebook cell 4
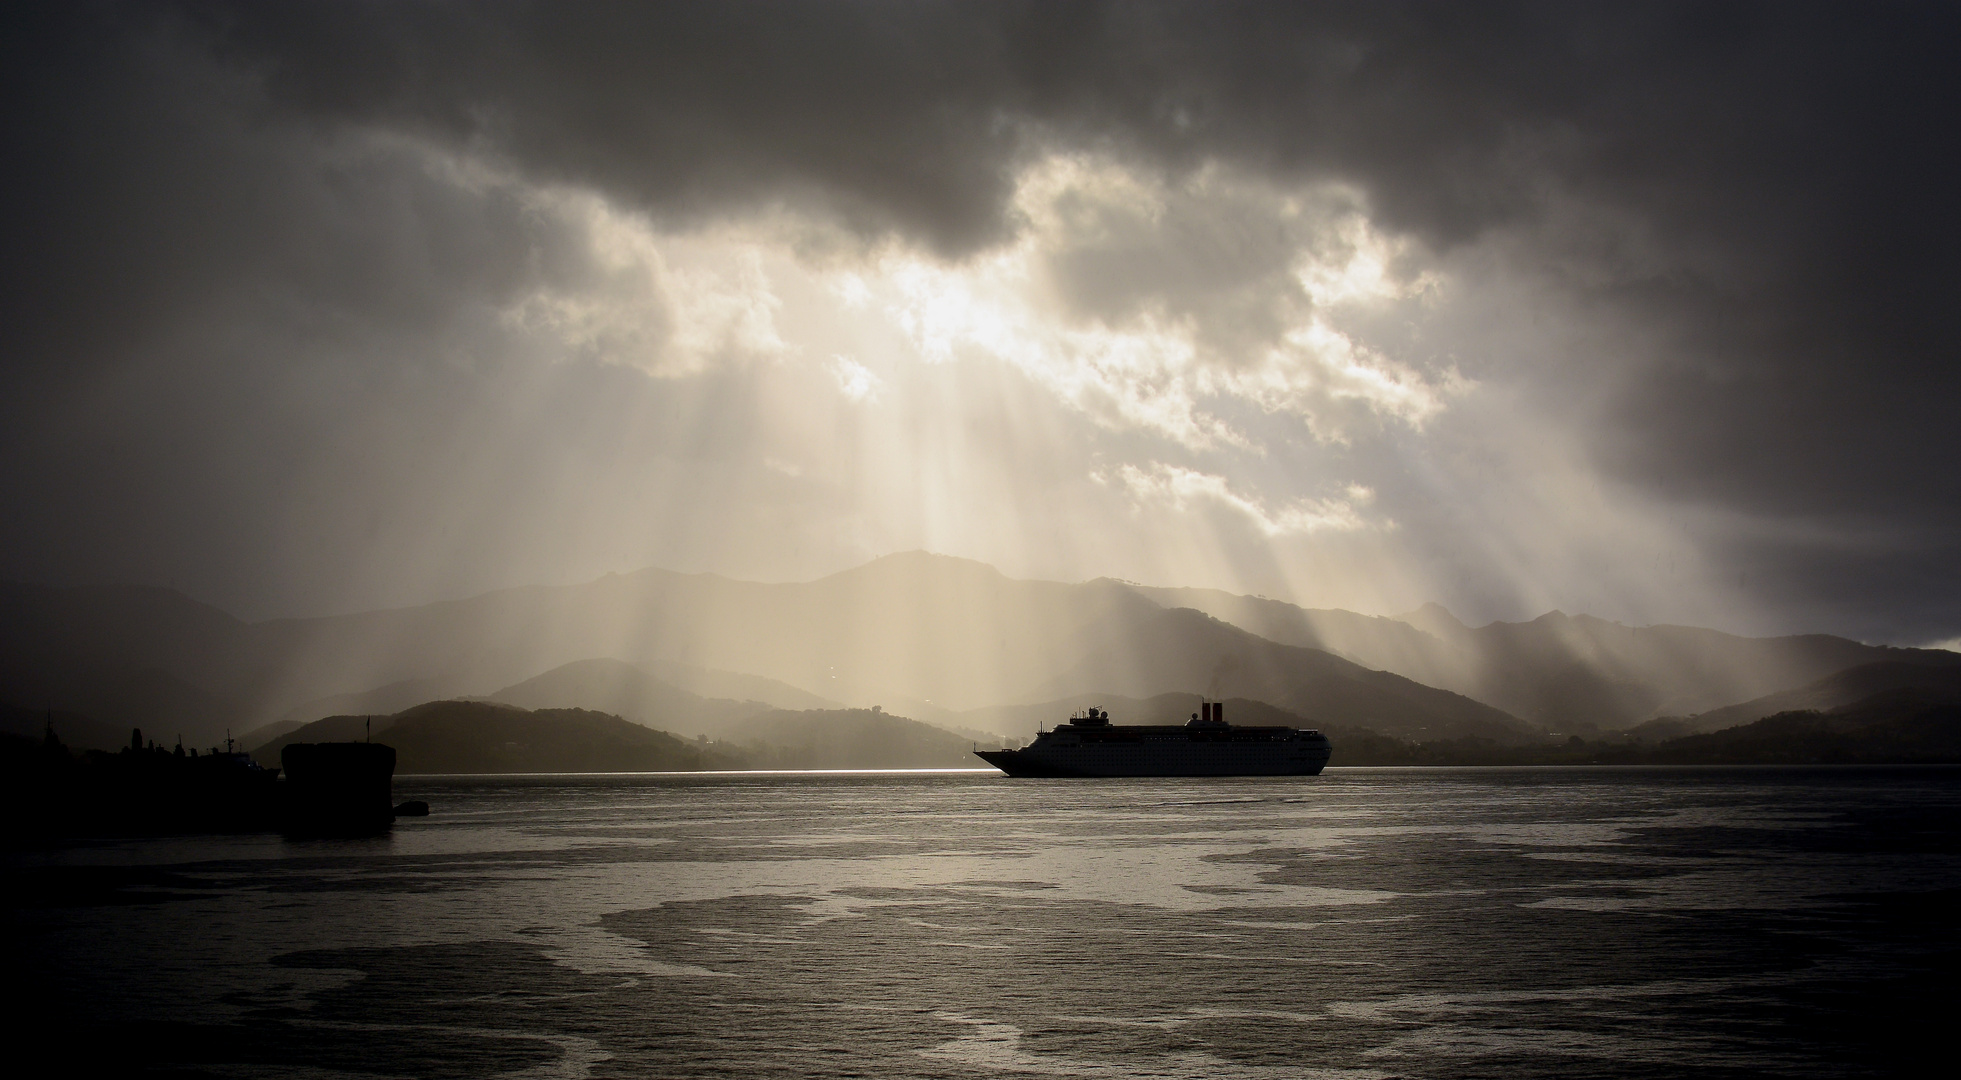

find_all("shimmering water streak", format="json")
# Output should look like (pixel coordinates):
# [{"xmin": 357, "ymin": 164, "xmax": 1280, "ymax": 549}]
[{"xmin": 9, "ymin": 766, "xmax": 1959, "ymax": 1077}]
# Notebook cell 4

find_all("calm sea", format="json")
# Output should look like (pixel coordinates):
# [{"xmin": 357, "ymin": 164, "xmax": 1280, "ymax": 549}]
[{"xmin": 8, "ymin": 767, "xmax": 1959, "ymax": 1078}]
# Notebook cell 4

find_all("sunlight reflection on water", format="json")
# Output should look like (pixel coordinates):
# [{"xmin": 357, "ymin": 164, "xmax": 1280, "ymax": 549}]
[{"xmin": 10, "ymin": 766, "xmax": 1960, "ymax": 1077}]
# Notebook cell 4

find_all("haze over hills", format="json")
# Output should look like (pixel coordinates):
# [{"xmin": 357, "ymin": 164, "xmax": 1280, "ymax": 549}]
[
  {"xmin": 5, "ymin": 553, "xmax": 1956, "ymax": 754},
  {"xmin": 1626, "ymin": 661, "xmax": 1961, "ymax": 742},
  {"xmin": 2, "ymin": 554, "xmax": 1141, "ymax": 733},
  {"xmin": 488, "ymin": 658, "xmax": 784, "ymax": 739},
  {"xmin": 1025, "ymin": 604, "xmax": 1532, "ymax": 742},
  {"xmin": 247, "ymin": 676, "xmax": 465, "ymax": 748},
  {"xmin": 1127, "ymin": 584, "xmax": 1960, "ymax": 728},
  {"xmin": 0, "ymin": 702, "xmax": 128, "ymax": 753},
  {"xmin": 228, "ymin": 552, "xmax": 1150, "ymax": 715}
]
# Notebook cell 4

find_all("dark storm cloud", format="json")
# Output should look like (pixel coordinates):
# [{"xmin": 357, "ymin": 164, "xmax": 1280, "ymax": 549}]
[
  {"xmin": 66, "ymin": 3, "xmax": 1961, "ymax": 473},
  {"xmin": 4, "ymin": 1, "xmax": 1960, "ymax": 635}
]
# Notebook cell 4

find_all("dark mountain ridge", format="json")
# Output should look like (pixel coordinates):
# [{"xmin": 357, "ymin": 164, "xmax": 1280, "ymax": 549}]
[
  {"xmin": 720, "ymin": 708, "xmax": 981, "ymax": 769},
  {"xmin": 255, "ymin": 699, "xmax": 980, "ymax": 773},
  {"xmin": 259, "ymin": 700, "xmax": 734, "ymax": 774},
  {"xmin": 1644, "ymin": 661, "xmax": 1961, "ymax": 738},
  {"xmin": 1635, "ymin": 686, "xmax": 1961, "ymax": 765}
]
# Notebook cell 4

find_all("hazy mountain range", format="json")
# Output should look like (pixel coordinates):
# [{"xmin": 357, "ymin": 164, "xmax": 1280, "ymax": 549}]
[
  {"xmin": 5, "ymin": 552, "xmax": 1956, "ymax": 759},
  {"xmin": 1126, "ymin": 586, "xmax": 1948, "ymax": 727},
  {"xmin": 1625, "ymin": 661, "xmax": 1961, "ymax": 742}
]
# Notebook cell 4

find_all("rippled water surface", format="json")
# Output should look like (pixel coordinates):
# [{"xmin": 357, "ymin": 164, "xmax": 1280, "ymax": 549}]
[{"xmin": 10, "ymin": 767, "xmax": 1960, "ymax": 1077}]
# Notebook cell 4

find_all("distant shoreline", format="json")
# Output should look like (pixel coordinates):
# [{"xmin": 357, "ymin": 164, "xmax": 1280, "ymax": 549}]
[
  {"xmin": 386, "ymin": 762, "xmax": 1961, "ymax": 778},
  {"xmin": 395, "ymin": 766, "xmax": 1004, "ymax": 777}
]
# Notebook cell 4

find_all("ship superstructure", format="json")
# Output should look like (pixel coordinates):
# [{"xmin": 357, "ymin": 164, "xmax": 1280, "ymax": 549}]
[{"xmin": 974, "ymin": 701, "xmax": 1332, "ymax": 777}]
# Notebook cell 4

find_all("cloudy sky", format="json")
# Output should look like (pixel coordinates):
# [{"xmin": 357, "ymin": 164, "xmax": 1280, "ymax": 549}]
[{"xmin": 4, "ymin": 1, "xmax": 1958, "ymax": 643}]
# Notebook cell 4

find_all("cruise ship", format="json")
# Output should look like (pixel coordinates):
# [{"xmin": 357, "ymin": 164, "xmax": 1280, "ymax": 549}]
[{"xmin": 974, "ymin": 702, "xmax": 1332, "ymax": 777}]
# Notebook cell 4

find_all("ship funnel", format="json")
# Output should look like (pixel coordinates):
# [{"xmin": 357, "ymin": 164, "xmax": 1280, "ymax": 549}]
[{"xmin": 1215, "ymin": 702, "xmax": 1224, "ymax": 724}]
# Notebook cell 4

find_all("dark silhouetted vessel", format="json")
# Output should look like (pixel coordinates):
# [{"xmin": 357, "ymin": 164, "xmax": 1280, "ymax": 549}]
[{"xmin": 975, "ymin": 701, "xmax": 1332, "ymax": 777}]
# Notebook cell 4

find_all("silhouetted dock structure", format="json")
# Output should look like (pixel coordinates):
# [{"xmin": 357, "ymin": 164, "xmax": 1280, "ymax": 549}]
[
  {"xmin": 281, "ymin": 741, "xmax": 398, "ymax": 835},
  {"xmin": 2, "ymin": 725, "xmax": 408, "ymax": 838}
]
